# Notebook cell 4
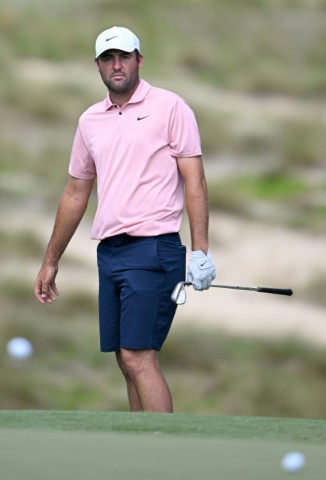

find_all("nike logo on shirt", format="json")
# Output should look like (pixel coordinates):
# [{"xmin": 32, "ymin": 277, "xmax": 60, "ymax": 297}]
[{"xmin": 137, "ymin": 115, "xmax": 150, "ymax": 121}]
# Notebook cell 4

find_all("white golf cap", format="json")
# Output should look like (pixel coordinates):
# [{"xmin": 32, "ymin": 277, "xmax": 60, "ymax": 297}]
[{"xmin": 95, "ymin": 26, "xmax": 140, "ymax": 58}]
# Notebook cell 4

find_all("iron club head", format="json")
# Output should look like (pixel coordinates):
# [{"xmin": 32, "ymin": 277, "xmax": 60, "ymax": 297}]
[{"xmin": 171, "ymin": 281, "xmax": 191, "ymax": 305}]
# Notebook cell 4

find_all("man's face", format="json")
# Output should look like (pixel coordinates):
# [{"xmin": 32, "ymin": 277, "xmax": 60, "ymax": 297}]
[{"xmin": 95, "ymin": 49, "xmax": 143, "ymax": 94}]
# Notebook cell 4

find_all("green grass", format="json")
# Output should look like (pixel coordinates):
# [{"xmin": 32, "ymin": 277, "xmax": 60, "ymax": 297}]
[
  {"xmin": 1, "ymin": 428, "xmax": 324, "ymax": 480},
  {"xmin": 235, "ymin": 175, "xmax": 309, "ymax": 201},
  {"xmin": 0, "ymin": 411, "xmax": 325, "ymax": 480},
  {"xmin": 207, "ymin": 173, "xmax": 326, "ymax": 232},
  {"xmin": 1, "ymin": 410, "xmax": 326, "ymax": 442},
  {"xmin": 210, "ymin": 173, "xmax": 309, "ymax": 206}
]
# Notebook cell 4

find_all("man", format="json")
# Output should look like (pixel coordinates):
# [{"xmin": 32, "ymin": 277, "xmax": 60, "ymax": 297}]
[{"xmin": 34, "ymin": 26, "xmax": 216, "ymax": 413}]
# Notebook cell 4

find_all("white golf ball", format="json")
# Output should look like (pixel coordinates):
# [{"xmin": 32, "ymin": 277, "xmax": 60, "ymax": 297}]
[
  {"xmin": 281, "ymin": 451, "xmax": 306, "ymax": 473},
  {"xmin": 6, "ymin": 337, "xmax": 33, "ymax": 359}
]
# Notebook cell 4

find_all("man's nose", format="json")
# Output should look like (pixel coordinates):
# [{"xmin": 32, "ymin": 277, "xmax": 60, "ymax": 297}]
[{"xmin": 113, "ymin": 56, "xmax": 122, "ymax": 70}]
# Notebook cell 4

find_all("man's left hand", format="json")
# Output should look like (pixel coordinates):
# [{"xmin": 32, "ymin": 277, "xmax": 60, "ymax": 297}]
[{"xmin": 187, "ymin": 250, "xmax": 216, "ymax": 290}]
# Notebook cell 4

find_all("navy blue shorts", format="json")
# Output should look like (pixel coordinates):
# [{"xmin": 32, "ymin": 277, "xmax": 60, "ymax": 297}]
[{"xmin": 97, "ymin": 233, "xmax": 186, "ymax": 352}]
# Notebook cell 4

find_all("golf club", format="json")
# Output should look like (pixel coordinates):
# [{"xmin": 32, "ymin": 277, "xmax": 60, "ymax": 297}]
[{"xmin": 171, "ymin": 281, "xmax": 293, "ymax": 305}]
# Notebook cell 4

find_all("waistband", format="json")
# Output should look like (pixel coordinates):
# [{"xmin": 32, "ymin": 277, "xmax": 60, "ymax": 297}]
[{"xmin": 101, "ymin": 232, "xmax": 179, "ymax": 247}]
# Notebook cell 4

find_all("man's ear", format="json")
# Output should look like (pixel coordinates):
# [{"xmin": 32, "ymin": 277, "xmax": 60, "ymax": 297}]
[
  {"xmin": 138, "ymin": 54, "xmax": 144, "ymax": 68},
  {"xmin": 94, "ymin": 58, "xmax": 100, "ymax": 71}
]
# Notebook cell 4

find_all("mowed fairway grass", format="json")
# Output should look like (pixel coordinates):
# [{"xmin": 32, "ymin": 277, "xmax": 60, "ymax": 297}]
[{"xmin": 0, "ymin": 411, "xmax": 325, "ymax": 480}]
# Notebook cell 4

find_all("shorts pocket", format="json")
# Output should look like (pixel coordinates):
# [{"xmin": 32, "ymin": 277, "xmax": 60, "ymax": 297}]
[{"xmin": 156, "ymin": 235, "xmax": 186, "ymax": 274}]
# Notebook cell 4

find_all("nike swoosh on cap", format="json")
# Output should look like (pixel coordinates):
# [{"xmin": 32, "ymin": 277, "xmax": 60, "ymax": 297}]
[{"xmin": 106, "ymin": 36, "xmax": 118, "ymax": 42}]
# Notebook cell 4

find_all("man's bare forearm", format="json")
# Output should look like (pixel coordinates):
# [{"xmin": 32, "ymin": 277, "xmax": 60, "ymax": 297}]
[
  {"xmin": 35, "ymin": 177, "xmax": 94, "ymax": 304},
  {"xmin": 42, "ymin": 177, "xmax": 94, "ymax": 267},
  {"xmin": 184, "ymin": 175, "xmax": 209, "ymax": 253},
  {"xmin": 177, "ymin": 156, "xmax": 209, "ymax": 253},
  {"xmin": 43, "ymin": 195, "xmax": 86, "ymax": 266}
]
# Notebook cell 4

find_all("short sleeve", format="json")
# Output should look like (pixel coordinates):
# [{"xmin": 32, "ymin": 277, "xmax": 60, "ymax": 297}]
[
  {"xmin": 68, "ymin": 124, "xmax": 97, "ymax": 179},
  {"xmin": 168, "ymin": 97, "xmax": 202, "ymax": 158}
]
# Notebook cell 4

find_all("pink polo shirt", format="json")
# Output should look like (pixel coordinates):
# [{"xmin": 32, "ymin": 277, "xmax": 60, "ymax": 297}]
[{"xmin": 69, "ymin": 80, "xmax": 202, "ymax": 239}]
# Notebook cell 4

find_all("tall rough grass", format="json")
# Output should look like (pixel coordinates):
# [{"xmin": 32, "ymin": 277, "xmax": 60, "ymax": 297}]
[
  {"xmin": 1, "ymin": 0, "xmax": 326, "ymax": 414},
  {"xmin": 1, "ymin": 287, "xmax": 326, "ymax": 417}
]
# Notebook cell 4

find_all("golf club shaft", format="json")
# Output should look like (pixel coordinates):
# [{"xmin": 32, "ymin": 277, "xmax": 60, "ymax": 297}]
[{"xmin": 183, "ymin": 282, "xmax": 293, "ymax": 296}]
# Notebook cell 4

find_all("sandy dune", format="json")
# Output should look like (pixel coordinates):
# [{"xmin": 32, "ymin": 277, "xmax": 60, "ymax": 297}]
[{"xmin": 176, "ymin": 213, "xmax": 326, "ymax": 346}]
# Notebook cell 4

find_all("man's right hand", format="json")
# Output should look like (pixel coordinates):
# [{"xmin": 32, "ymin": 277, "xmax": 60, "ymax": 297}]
[{"xmin": 34, "ymin": 264, "xmax": 59, "ymax": 304}]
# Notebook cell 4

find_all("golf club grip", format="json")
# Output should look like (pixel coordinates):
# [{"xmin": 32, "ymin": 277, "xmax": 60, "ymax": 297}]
[{"xmin": 257, "ymin": 287, "xmax": 293, "ymax": 296}]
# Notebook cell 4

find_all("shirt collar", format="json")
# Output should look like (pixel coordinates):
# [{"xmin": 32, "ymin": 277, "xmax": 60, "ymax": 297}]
[{"xmin": 103, "ymin": 79, "xmax": 151, "ymax": 111}]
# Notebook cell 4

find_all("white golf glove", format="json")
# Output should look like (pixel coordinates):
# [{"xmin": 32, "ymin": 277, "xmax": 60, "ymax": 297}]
[{"xmin": 187, "ymin": 250, "xmax": 216, "ymax": 290}]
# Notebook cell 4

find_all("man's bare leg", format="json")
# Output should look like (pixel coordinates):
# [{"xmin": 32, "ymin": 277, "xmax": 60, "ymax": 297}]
[
  {"xmin": 117, "ymin": 348, "xmax": 173, "ymax": 412},
  {"xmin": 116, "ymin": 351, "xmax": 142, "ymax": 411}
]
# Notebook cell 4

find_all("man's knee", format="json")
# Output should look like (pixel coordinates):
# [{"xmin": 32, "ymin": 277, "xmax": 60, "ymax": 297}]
[{"xmin": 117, "ymin": 348, "xmax": 156, "ymax": 379}]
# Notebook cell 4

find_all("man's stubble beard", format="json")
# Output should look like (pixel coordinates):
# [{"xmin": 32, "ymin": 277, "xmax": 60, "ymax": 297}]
[
  {"xmin": 101, "ymin": 71, "xmax": 139, "ymax": 95},
  {"xmin": 105, "ymin": 77, "xmax": 133, "ymax": 93}
]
